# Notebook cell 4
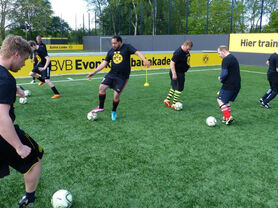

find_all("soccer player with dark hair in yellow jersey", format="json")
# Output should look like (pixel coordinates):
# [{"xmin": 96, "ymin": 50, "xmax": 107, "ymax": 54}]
[{"xmin": 163, "ymin": 40, "xmax": 193, "ymax": 109}]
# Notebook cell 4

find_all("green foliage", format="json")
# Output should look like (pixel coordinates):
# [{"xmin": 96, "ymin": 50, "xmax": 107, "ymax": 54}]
[
  {"xmin": 263, "ymin": 10, "xmax": 278, "ymax": 32},
  {"xmin": 1, "ymin": 65, "xmax": 278, "ymax": 207}
]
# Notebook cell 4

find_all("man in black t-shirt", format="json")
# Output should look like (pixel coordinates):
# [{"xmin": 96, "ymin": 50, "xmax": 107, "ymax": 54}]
[
  {"xmin": 259, "ymin": 52, "xmax": 278, "ymax": 109},
  {"xmin": 0, "ymin": 35, "xmax": 44, "ymax": 207},
  {"xmin": 217, "ymin": 45, "xmax": 241, "ymax": 125},
  {"xmin": 29, "ymin": 41, "xmax": 61, "ymax": 99},
  {"xmin": 163, "ymin": 40, "xmax": 193, "ymax": 109},
  {"xmin": 88, "ymin": 35, "xmax": 150, "ymax": 121},
  {"xmin": 30, "ymin": 36, "xmax": 47, "ymax": 84}
]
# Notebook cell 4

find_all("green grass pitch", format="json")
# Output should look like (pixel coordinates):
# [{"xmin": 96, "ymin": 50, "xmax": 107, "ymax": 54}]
[{"xmin": 1, "ymin": 65, "xmax": 278, "ymax": 208}]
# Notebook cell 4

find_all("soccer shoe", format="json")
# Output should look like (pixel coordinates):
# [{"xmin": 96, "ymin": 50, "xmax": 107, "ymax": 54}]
[
  {"xmin": 111, "ymin": 111, "xmax": 117, "ymax": 121},
  {"xmin": 260, "ymin": 101, "xmax": 271, "ymax": 109},
  {"xmin": 163, "ymin": 99, "xmax": 171, "ymax": 108},
  {"xmin": 18, "ymin": 196, "xmax": 34, "ymax": 208},
  {"xmin": 225, "ymin": 116, "xmax": 235, "ymax": 125},
  {"xmin": 91, "ymin": 106, "xmax": 105, "ymax": 113},
  {"xmin": 51, "ymin": 94, "xmax": 61, "ymax": 99},
  {"xmin": 221, "ymin": 116, "xmax": 227, "ymax": 123},
  {"xmin": 38, "ymin": 81, "xmax": 44, "ymax": 86},
  {"xmin": 30, "ymin": 80, "xmax": 35, "ymax": 84},
  {"xmin": 259, "ymin": 98, "xmax": 264, "ymax": 104},
  {"xmin": 171, "ymin": 104, "xmax": 175, "ymax": 110}
]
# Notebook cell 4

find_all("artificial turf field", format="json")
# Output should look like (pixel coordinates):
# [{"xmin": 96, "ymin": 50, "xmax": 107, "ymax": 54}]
[{"xmin": 1, "ymin": 65, "xmax": 278, "ymax": 208}]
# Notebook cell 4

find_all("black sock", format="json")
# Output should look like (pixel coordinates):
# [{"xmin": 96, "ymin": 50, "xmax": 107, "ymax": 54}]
[
  {"xmin": 262, "ymin": 88, "xmax": 272, "ymax": 101},
  {"xmin": 265, "ymin": 90, "xmax": 278, "ymax": 103},
  {"xmin": 112, "ymin": 100, "xmax": 119, "ymax": 111},
  {"xmin": 99, "ymin": 93, "xmax": 106, "ymax": 109},
  {"xmin": 37, "ymin": 77, "xmax": 45, "ymax": 82},
  {"xmin": 25, "ymin": 191, "xmax": 35, "ymax": 203},
  {"xmin": 51, "ymin": 87, "xmax": 59, "ymax": 94},
  {"xmin": 19, "ymin": 86, "xmax": 25, "ymax": 90},
  {"xmin": 33, "ymin": 77, "xmax": 35, "ymax": 80}
]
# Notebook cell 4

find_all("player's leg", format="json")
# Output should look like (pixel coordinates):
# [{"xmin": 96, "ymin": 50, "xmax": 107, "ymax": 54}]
[
  {"xmin": 110, "ymin": 77, "xmax": 128, "ymax": 120},
  {"xmin": 9, "ymin": 126, "xmax": 44, "ymax": 207},
  {"xmin": 217, "ymin": 89, "xmax": 238, "ymax": 125},
  {"xmin": 164, "ymin": 71, "xmax": 176, "ymax": 108},
  {"xmin": 44, "ymin": 79, "xmax": 61, "ymax": 98},
  {"xmin": 261, "ymin": 78, "xmax": 278, "ymax": 108},
  {"xmin": 90, "ymin": 83, "xmax": 110, "ymax": 113},
  {"xmin": 172, "ymin": 73, "xmax": 185, "ymax": 107}
]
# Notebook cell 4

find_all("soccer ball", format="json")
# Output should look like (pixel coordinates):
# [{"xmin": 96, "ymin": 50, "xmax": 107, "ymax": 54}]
[
  {"xmin": 87, "ymin": 112, "xmax": 98, "ymax": 121},
  {"xmin": 174, "ymin": 102, "xmax": 183, "ymax": 111},
  {"xmin": 51, "ymin": 189, "xmax": 73, "ymax": 208},
  {"xmin": 206, "ymin": 116, "xmax": 217, "ymax": 127},
  {"xmin": 24, "ymin": 90, "xmax": 31, "ymax": 97},
  {"xmin": 19, "ymin": 97, "xmax": 27, "ymax": 104}
]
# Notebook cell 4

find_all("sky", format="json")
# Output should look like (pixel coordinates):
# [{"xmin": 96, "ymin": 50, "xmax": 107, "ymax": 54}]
[{"xmin": 49, "ymin": 0, "xmax": 93, "ymax": 30}]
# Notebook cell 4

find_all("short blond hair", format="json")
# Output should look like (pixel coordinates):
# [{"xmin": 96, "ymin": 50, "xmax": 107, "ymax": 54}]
[{"xmin": 0, "ymin": 35, "xmax": 32, "ymax": 58}]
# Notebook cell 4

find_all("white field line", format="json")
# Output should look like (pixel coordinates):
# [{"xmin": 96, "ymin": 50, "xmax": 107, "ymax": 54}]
[{"xmin": 17, "ymin": 68, "xmax": 266, "ymax": 86}]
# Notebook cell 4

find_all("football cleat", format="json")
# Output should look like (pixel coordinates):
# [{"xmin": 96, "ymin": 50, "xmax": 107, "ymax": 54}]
[
  {"xmin": 18, "ymin": 196, "xmax": 34, "ymax": 208},
  {"xmin": 259, "ymin": 98, "xmax": 264, "ymax": 104},
  {"xmin": 111, "ymin": 111, "xmax": 117, "ymax": 121},
  {"xmin": 171, "ymin": 104, "xmax": 175, "ymax": 109},
  {"xmin": 163, "ymin": 99, "xmax": 171, "ymax": 108},
  {"xmin": 91, "ymin": 106, "xmax": 105, "ymax": 113},
  {"xmin": 51, "ymin": 94, "xmax": 61, "ymax": 99},
  {"xmin": 30, "ymin": 80, "xmax": 35, "ymax": 84},
  {"xmin": 221, "ymin": 116, "xmax": 227, "ymax": 123},
  {"xmin": 38, "ymin": 81, "xmax": 44, "ymax": 86},
  {"xmin": 260, "ymin": 101, "xmax": 271, "ymax": 109},
  {"xmin": 225, "ymin": 116, "xmax": 235, "ymax": 125}
]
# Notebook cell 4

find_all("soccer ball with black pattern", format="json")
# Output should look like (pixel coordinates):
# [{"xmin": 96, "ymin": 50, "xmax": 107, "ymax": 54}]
[{"xmin": 51, "ymin": 189, "xmax": 73, "ymax": 208}]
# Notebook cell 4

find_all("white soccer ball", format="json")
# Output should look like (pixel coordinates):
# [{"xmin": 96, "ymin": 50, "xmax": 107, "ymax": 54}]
[
  {"xmin": 19, "ymin": 97, "xmax": 27, "ymax": 104},
  {"xmin": 51, "ymin": 189, "xmax": 73, "ymax": 208},
  {"xmin": 206, "ymin": 116, "xmax": 217, "ymax": 127},
  {"xmin": 24, "ymin": 90, "xmax": 31, "ymax": 97},
  {"xmin": 174, "ymin": 102, "xmax": 183, "ymax": 111},
  {"xmin": 87, "ymin": 112, "xmax": 98, "ymax": 121}
]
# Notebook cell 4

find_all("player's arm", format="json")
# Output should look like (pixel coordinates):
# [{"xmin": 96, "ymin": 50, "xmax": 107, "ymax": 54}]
[
  {"xmin": 87, "ymin": 60, "xmax": 108, "ymax": 79},
  {"xmin": 135, "ymin": 51, "xmax": 151, "ymax": 67},
  {"xmin": 38, "ymin": 56, "xmax": 50, "ymax": 71},
  {"xmin": 170, "ymin": 60, "xmax": 177, "ymax": 80},
  {"xmin": 0, "ymin": 104, "xmax": 31, "ymax": 158}
]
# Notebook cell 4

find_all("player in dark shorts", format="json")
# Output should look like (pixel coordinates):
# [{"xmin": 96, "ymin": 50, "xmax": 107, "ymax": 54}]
[
  {"xmin": 30, "ymin": 36, "xmax": 47, "ymax": 84},
  {"xmin": 88, "ymin": 35, "xmax": 151, "ymax": 121},
  {"xmin": 29, "ymin": 41, "xmax": 61, "ymax": 99},
  {"xmin": 163, "ymin": 40, "xmax": 193, "ymax": 109},
  {"xmin": 0, "ymin": 35, "xmax": 44, "ymax": 207},
  {"xmin": 259, "ymin": 52, "xmax": 278, "ymax": 109},
  {"xmin": 217, "ymin": 45, "xmax": 241, "ymax": 125}
]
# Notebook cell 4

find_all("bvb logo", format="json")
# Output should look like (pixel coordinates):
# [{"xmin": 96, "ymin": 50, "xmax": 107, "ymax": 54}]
[
  {"xmin": 113, "ymin": 53, "xmax": 123, "ymax": 64},
  {"xmin": 203, "ymin": 55, "xmax": 209, "ymax": 63},
  {"xmin": 36, "ymin": 54, "xmax": 41, "ymax": 63}
]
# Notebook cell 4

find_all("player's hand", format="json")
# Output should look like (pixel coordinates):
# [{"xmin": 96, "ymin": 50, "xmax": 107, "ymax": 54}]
[
  {"xmin": 16, "ymin": 144, "xmax": 31, "ymax": 159},
  {"xmin": 218, "ymin": 76, "xmax": 221, "ymax": 81},
  {"xmin": 87, "ymin": 73, "xmax": 94, "ymax": 80},
  {"xmin": 144, "ymin": 60, "xmax": 151, "ymax": 68},
  {"xmin": 172, "ymin": 73, "xmax": 177, "ymax": 80},
  {"xmin": 38, "ymin": 67, "xmax": 45, "ymax": 71},
  {"xmin": 16, "ymin": 87, "xmax": 25, "ymax": 98}
]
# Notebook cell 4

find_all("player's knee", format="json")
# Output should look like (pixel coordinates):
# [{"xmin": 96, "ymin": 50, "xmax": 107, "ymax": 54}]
[{"xmin": 30, "ymin": 72, "xmax": 34, "ymax": 76}]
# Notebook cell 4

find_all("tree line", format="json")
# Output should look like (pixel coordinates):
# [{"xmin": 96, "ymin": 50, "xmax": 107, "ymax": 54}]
[{"xmin": 1, "ymin": 0, "xmax": 278, "ymax": 44}]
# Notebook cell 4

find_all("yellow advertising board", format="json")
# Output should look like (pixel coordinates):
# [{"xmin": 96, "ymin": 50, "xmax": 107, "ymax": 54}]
[
  {"xmin": 11, "ymin": 52, "xmax": 221, "ymax": 78},
  {"xmin": 229, "ymin": 33, "xmax": 278, "ymax": 54},
  {"xmin": 46, "ymin": 44, "xmax": 83, "ymax": 50}
]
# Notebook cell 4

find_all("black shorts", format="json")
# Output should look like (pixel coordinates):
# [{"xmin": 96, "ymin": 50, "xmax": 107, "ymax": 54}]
[
  {"xmin": 268, "ymin": 74, "xmax": 278, "ymax": 92},
  {"xmin": 32, "ymin": 63, "xmax": 51, "ymax": 79},
  {"xmin": 0, "ymin": 125, "xmax": 44, "ymax": 178},
  {"xmin": 218, "ymin": 88, "xmax": 240, "ymax": 103},
  {"xmin": 101, "ymin": 74, "xmax": 128, "ymax": 94},
  {"xmin": 170, "ymin": 71, "xmax": 185, "ymax": 91}
]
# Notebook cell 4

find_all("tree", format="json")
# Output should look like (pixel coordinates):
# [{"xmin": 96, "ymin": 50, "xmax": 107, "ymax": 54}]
[
  {"xmin": 0, "ymin": 0, "xmax": 15, "ymax": 41},
  {"xmin": 9, "ymin": 0, "xmax": 52, "ymax": 40},
  {"xmin": 263, "ymin": 10, "xmax": 278, "ymax": 32}
]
